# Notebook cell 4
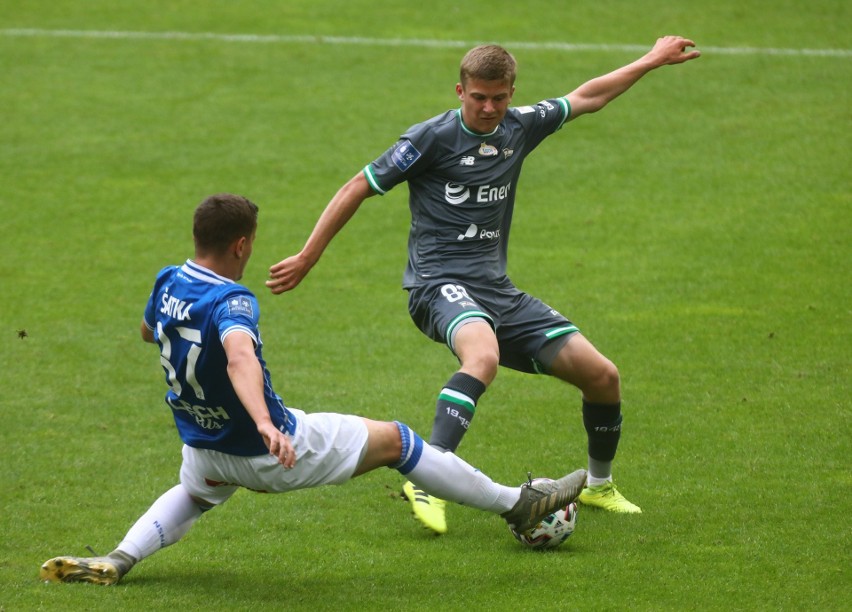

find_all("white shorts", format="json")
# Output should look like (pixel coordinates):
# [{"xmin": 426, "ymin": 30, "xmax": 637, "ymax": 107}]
[{"xmin": 179, "ymin": 409, "xmax": 369, "ymax": 506}]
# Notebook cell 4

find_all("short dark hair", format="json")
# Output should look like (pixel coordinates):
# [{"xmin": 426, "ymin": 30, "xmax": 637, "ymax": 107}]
[
  {"xmin": 193, "ymin": 193, "xmax": 258, "ymax": 255},
  {"xmin": 459, "ymin": 45, "xmax": 517, "ymax": 87}
]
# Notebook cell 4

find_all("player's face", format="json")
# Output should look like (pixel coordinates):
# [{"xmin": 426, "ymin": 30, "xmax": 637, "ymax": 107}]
[{"xmin": 457, "ymin": 78, "xmax": 515, "ymax": 134}]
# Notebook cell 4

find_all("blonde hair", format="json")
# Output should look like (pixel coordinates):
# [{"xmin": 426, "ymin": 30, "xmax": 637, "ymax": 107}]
[{"xmin": 459, "ymin": 45, "xmax": 517, "ymax": 86}]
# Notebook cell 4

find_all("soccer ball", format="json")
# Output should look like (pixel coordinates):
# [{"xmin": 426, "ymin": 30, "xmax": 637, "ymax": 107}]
[{"xmin": 511, "ymin": 501, "xmax": 578, "ymax": 550}]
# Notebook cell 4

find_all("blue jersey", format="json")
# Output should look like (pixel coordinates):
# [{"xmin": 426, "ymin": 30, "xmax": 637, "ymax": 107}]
[{"xmin": 143, "ymin": 260, "xmax": 295, "ymax": 456}]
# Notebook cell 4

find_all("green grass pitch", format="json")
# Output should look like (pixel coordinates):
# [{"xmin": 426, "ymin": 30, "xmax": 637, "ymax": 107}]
[{"xmin": 0, "ymin": 1, "xmax": 849, "ymax": 610}]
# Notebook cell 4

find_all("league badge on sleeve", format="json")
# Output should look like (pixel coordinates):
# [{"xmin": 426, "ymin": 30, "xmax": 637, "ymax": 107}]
[
  {"xmin": 228, "ymin": 296, "xmax": 254, "ymax": 318},
  {"xmin": 391, "ymin": 140, "xmax": 422, "ymax": 172}
]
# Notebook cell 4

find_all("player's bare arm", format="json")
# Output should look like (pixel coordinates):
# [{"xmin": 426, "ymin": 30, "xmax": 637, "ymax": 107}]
[
  {"xmin": 140, "ymin": 321, "xmax": 155, "ymax": 344},
  {"xmin": 566, "ymin": 35, "xmax": 700, "ymax": 119},
  {"xmin": 267, "ymin": 172, "xmax": 376, "ymax": 294},
  {"xmin": 223, "ymin": 331, "xmax": 295, "ymax": 467}
]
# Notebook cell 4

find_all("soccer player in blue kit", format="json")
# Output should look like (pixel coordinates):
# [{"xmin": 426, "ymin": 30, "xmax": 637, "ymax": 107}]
[
  {"xmin": 39, "ymin": 194, "xmax": 586, "ymax": 585},
  {"xmin": 267, "ymin": 36, "xmax": 701, "ymax": 532}
]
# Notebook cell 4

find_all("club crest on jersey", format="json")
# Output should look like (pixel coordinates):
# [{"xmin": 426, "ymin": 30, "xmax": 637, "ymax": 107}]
[
  {"xmin": 479, "ymin": 143, "xmax": 499, "ymax": 157},
  {"xmin": 392, "ymin": 141, "xmax": 422, "ymax": 172},
  {"xmin": 228, "ymin": 296, "xmax": 254, "ymax": 318}
]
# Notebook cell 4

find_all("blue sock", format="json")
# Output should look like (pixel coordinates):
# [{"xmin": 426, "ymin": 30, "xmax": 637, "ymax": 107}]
[{"xmin": 391, "ymin": 421, "xmax": 424, "ymax": 475}]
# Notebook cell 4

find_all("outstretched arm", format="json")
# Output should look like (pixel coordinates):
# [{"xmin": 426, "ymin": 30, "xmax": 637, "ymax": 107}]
[
  {"xmin": 266, "ymin": 171, "xmax": 376, "ymax": 294},
  {"xmin": 566, "ymin": 36, "xmax": 700, "ymax": 120},
  {"xmin": 223, "ymin": 331, "xmax": 295, "ymax": 467}
]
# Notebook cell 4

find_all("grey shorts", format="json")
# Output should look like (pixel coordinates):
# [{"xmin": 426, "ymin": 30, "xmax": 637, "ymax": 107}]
[{"xmin": 407, "ymin": 278, "xmax": 579, "ymax": 374}]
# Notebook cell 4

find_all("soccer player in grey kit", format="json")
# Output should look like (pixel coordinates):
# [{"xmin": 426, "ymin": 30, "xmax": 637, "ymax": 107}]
[{"xmin": 268, "ymin": 36, "xmax": 701, "ymax": 532}]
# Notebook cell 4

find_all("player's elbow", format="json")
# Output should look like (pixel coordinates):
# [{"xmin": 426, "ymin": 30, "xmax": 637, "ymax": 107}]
[
  {"xmin": 578, "ymin": 96, "xmax": 610, "ymax": 116},
  {"xmin": 140, "ymin": 322, "xmax": 155, "ymax": 343}
]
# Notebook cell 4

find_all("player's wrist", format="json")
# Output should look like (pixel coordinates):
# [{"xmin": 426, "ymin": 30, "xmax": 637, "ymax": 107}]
[{"xmin": 297, "ymin": 249, "xmax": 321, "ymax": 270}]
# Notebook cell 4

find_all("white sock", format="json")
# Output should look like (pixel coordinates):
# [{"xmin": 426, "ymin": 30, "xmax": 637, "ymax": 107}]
[
  {"xmin": 406, "ymin": 442, "xmax": 520, "ymax": 513},
  {"xmin": 116, "ymin": 484, "xmax": 204, "ymax": 561}
]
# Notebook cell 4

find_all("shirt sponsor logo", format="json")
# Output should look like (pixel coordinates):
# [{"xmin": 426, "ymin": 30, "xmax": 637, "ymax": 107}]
[
  {"xmin": 460, "ymin": 156, "xmax": 475, "ymax": 166},
  {"xmin": 445, "ymin": 182, "xmax": 471, "ymax": 205},
  {"xmin": 445, "ymin": 181, "xmax": 512, "ymax": 206},
  {"xmin": 476, "ymin": 182, "xmax": 512, "ymax": 202},
  {"xmin": 456, "ymin": 223, "xmax": 501, "ymax": 242},
  {"xmin": 392, "ymin": 140, "xmax": 422, "ymax": 172},
  {"xmin": 457, "ymin": 224, "xmax": 478, "ymax": 240},
  {"xmin": 168, "ymin": 397, "xmax": 231, "ymax": 430},
  {"xmin": 228, "ymin": 296, "xmax": 253, "ymax": 318}
]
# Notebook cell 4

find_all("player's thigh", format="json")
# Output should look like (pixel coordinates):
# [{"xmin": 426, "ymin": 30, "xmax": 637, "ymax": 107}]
[
  {"xmin": 181, "ymin": 412, "xmax": 370, "ymax": 499},
  {"xmin": 277, "ymin": 411, "xmax": 370, "ymax": 488},
  {"xmin": 179, "ymin": 445, "xmax": 239, "ymax": 507},
  {"xmin": 494, "ymin": 291, "xmax": 579, "ymax": 374}
]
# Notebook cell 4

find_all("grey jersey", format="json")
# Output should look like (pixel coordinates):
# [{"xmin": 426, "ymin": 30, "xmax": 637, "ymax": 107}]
[{"xmin": 364, "ymin": 98, "xmax": 570, "ymax": 288}]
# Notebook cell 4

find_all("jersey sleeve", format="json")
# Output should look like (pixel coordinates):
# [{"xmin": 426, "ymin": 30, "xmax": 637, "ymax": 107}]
[
  {"xmin": 215, "ymin": 288, "xmax": 261, "ymax": 347},
  {"xmin": 143, "ymin": 290, "xmax": 156, "ymax": 332},
  {"xmin": 143, "ymin": 265, "xmax": 178, "ymax": 333},
  {"xmin": 363, "ymin": 119, "xmax": 439, "ymax": 195},
  {"xmin": 510, "ymin": 97, "xmax": 571, "ymax": 150}
]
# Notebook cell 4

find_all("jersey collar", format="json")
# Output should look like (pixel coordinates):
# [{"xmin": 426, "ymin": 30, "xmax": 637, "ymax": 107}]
[
  {"xmin": 456, "ymin": 109, "xmax": 500, "ymax": 138},
  {"xmin": 182, "ymin": 259, "xmax": 234, "ymax": 285}
]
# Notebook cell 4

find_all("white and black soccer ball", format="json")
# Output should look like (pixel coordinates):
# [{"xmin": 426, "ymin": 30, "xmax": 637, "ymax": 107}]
[{"xmin": 511, "ymin": 501, "xmax": 578, "ymax": 550}]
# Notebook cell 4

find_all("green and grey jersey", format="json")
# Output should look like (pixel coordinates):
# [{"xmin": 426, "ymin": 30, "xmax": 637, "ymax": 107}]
[{"xmin": 364, "ymin": 97, "xmax": 570, "ymax": 288}]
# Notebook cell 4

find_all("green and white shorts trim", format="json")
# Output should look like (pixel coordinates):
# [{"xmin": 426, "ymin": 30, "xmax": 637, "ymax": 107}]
[
  {"xmin": 407, "ymin": 278, "xmax": 580, "ymax": 375},
  {"xmin": 445, "ymin": 309, "xmax": 494, "ymax": 351},
  {"xmin": 532, "ymin": 325, "xmax": 580, "ymax": 374}
]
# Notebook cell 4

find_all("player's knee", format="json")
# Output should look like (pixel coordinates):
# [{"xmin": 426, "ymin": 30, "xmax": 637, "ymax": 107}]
[
  {"xmin": 589, "ymin": 360, "xmax": 620, "ymax": 398},
  {"xmin": 477, "ymin": 349, "xmax": 500, "ymax": 377},
  {"xmin": 453, "ymin": 319, "xmax": 499, "ymax": 382},
  {"xmin": 189, "ymin": 494, "xmax": 216, "ymax": 512},
  {"xmin": 459, "ymin": 346, "xmax": 499, "ymax": 383},
  {"xmin": 601, "ymin": 360, "xmax": 620, "ymax": 388},
  {"xmin": 572, "ymin": 356, "xmax": 619, "ymax": 401}
]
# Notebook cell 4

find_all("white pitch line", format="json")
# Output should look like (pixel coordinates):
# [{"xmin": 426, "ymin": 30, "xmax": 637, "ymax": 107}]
[{"xmin": 1, "ymin": 28, "xmax": 850, "ymax": 58}]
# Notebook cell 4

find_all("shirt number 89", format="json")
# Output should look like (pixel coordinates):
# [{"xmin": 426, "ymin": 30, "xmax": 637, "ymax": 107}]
[{"xmin": 441, "ymin": 284, "xmax": 471, "ymax": 303}]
